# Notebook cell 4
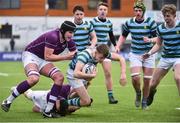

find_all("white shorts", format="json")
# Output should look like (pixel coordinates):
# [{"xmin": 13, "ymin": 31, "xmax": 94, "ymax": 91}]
[
  {"xmin": 66, "ymin": 68, "xmax": 87, "ymax": 89},
  {"xmin": 31, "ymin": 90, "xmax": 49, "ymax": 112},
  {"xmin": 22, "ymin": 51, "xmax": 50, "ymax": 71},
  {"xmin": 157, "ymin": 58, "xmax": 180, "ymax": 70},
  {"xmin": 129, "ymin": 52, "xmax": 155, "ymax": 68}
]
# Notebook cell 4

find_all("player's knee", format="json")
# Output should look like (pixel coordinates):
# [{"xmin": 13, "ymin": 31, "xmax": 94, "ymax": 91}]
[
  {"xmin": 174, "ymin": 76, "xmax": 180, "ymax": 83},
  {"xmin": 131, "ymin": 74, "xmax": 140, "ymax": 82},
  {"xmin": 52, "ymin": 74, "xmax": 64, "ymax": 85},
  {"xmin": 104, "ymin": 71, "xmax": 111, "ymax": 79},
  {"xmin": 28, "ymin": 76, "xmax": 39, "ymax": 85},
  {"xmin": 82, "ymin": 98, "xmax": 92, "ymax": 106}
]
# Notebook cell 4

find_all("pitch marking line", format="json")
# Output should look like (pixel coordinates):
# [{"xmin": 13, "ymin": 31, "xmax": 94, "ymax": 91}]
[{"xmin": 0, "ymin": 72, "xmax": 9, "ymax": 76}]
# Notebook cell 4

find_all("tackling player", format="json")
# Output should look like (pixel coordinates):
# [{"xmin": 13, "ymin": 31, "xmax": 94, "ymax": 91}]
[{"xmin": 1, "ymin": 21, "xmax": 77, "ymax": 118}]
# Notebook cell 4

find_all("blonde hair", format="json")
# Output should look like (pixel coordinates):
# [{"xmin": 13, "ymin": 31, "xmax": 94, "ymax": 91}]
[{"xmin": 161, "ymin": 4, "xmax": 176, "ymax": 16}]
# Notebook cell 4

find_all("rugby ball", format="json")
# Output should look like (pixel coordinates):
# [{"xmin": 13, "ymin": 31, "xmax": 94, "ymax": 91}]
[{"xmin": 82, "ymin": 63, "xmax": 96, "ymax": 74}]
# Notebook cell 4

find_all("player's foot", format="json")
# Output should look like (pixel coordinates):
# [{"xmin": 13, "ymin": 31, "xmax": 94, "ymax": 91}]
[
  {"xmin": 59, "ymin": 99, "xmax": 68, "ymax": 116},
  {"xmin": 142, "ymin": 102, "xmax": 149, "ymax": 110},
  {"xmin": 43, "ymin": 110, "xmax": 61, "ymax": 118},
  {"xmin": 109, "ymin": 96, "xmax": 118, "ymax": 104},
  {"xmin": 135, "ymin": 91, "xmax": 141, "ymax": 107},
  {"xmin": 141, "ymin": 99, "xmax": 148, "ymax": 110},
  {"xmin": 1, "ymin": 100, "xmax": 11, "ymax": 112},
  {"xmin": 147, "ymin": 89, "xmax": 157, "ymax": 106}
]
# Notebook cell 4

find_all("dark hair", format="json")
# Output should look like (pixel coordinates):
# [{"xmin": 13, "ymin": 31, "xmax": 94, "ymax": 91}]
[
  {"xmin": 73, "ymin": 5, "xmax": 84, "ymax": 14},
  {"xmin": 96, "ymin": 44, "xmax": 109, "ymax": 58},
  {"xmin": 60, "ymin": 20, "xmax": 76, "ymax": 35},
  {"xmin": 98, "ymin": 2, "xmax": 108, "ymax": 8}
]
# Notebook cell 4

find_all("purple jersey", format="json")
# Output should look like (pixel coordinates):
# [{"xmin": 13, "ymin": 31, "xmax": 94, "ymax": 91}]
[{"xmin": 25, "ymin": 29, "xmax": 76, "ymax": 59}]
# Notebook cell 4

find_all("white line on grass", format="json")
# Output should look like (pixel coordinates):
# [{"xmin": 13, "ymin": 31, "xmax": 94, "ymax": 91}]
[
  {"xmin": 0, "ymin": 72, "xmax": 24, "ymax": 76},
  {"xmin": 0, "ymin": 72, "xmax": 9, "ymax": 76},
  {"xmin": 175, "ymin": 107, "xmax": 180, "ymax": 110}
]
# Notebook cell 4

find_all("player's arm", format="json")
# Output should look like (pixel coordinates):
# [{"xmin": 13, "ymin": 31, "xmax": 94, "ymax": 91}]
[
  {"xmin": 108, "ymin": 31, "xmax": 116, "ymax": 47},
  {"xmin": 111, "ymin": 52, "xmax": 127, "ymax": 86},
  {"xmin": 115, "ymin": 23, "xmax": 129, "ymax": 53},
  {"xmin": 142, "ymin": 37, "xmax": 162, "ymax": 59},
  {"xmin": 89, "ymin": 31, "xmax": 97, "ymax": 48},
  {"xmin": 44, "ymin": 47, "xmax": 76, "ymax": 61},
  {"xmin": 74, "ymin": 61, "xmax": 96, "ymax": 81}
]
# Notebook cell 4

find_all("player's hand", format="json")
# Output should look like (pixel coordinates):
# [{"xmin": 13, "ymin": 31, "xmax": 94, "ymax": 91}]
[
  {"xmin": 115, "ymin": 46, "xmax": 120, "ymax": 53},
  {"xmin": 88, "ymin": 45, "xmax": 95, "ymax": 49},
  {"xmin": 143, "ymin": 36, "xmax": 151, "ymax": 42},
  {"xmin": 84, "ymin": 68, "xmax": 97, "ymax": 81},
  {"xmin": 85, "ymin": 74, "xmax": 96, "ymax": 81},
  {"xmin": 142, "ymin": 52, "xmax": 150, "ymax": 60},
  {"xmin": 119, "ymin": 73, "xmax": 127, "ymax": 86},
  {"xmin": 66, "ymin": 51, "xmax": 77, "ymax": 60}
]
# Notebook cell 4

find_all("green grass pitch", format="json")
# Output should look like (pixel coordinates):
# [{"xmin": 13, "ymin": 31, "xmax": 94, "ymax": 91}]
[{"xmin": 0, "ymin": 61, "xmax": 180, "ymax": 122}]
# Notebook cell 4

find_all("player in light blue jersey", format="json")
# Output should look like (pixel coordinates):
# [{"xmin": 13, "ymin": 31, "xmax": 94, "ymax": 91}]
[
  {"xmin": 90, "ymin": 2, "xmax": 119, "ymax": 104},
  {"xmin": 142, "ymin": 4, "xmax": 180, "ymax": 107},
  {"xmin": 73, "ymin": 5, "xmax": 97, "ymax": 51},
  {"xmin": 115, "ymin": 0, "xmax": 157, "ymax": 109},
  {"xmin": 67, "ymin": 44, "xmax": 127, "ymax": 107}
]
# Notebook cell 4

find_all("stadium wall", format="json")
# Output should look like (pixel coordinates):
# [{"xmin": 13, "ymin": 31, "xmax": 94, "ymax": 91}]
[{"xmin": 0, "ymin": 11, "xmax": 179, "ymax": 57}]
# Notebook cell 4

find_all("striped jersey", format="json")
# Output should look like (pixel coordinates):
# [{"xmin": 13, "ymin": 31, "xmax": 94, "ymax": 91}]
[
  {"xmin": 157, "ymin": 21, "xmax": 180, "ymax": 58},
  {"xmin": 90, "ymin": 17, "xmax": 112, "ymax": 45},
  {"xmin": 69, "ymin": 49, "xmax": 111, "ymax": 70},
  {"xmin": 123, "ymin": 17, "xmax": 157, "ymax": 54},
  {"xmin": 73, "ymin": 21, "xmax": 94, "ymax": 51}
]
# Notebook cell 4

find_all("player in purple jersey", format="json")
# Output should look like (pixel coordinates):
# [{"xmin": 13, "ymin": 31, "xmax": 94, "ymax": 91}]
[
  {"xmin": 1, "ymin": 21, "xmax": 77, "ymax": 118},
  {"xmin": 10, "ymin": 84, "xmax": 80, "ymax": 117}
]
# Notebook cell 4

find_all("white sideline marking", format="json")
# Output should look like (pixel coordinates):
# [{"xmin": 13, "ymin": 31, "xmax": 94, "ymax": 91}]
[
  {"xmin": 0, "ymin": 72, "xmax": 24, "ymax": 76},
  {"xmin": 0, "ymin": 72, "xmax": 9, "ymax": 76},
  {"xmin": 175, "ymin": 107, "xmax": 180, "ymax": 110}
]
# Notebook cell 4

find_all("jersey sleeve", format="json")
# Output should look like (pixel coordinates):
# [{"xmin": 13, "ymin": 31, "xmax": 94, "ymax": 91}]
[
  {"xmin": 122, "ymin": 21, "xmax": 130, "ymax": 37},
  {"xmin": 45, "ymin": 33, "xmax": 58, "ymax": 49}
]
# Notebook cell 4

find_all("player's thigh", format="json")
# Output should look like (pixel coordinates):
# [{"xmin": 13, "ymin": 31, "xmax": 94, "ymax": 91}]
[
  {"xmin": 40, "ymin": 63, "xmax": 63, "ymax": 78},
  {"xmin": 130, "ymin": 66, "xmax": 141, "ymax": 75},
  {"xmin": 24, "ymin": 63, "xmax": 39, "ymax": 75},
  {"xmin": 143, "ymin": 67, "xmax": 154, "ymax": 76},
  {"xmin": 129, "ymin": 52, "xmax": 142, "ymax": 68},
  {"xmin": 173, "ymin": 64, "xmax": 180, "ymax": 80},
  {"xmin": 152, "ymin": 68, "xmax": 168, "ymax": 83}
]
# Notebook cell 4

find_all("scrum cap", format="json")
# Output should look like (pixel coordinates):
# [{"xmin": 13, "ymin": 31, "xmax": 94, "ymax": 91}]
[
  {"xmin": 134, "ymin": 0, "xmax": 146, "ymax": 14},
  {"xmin": 60, "ymin": 21, "xmax": 76, "ymax": 34}
]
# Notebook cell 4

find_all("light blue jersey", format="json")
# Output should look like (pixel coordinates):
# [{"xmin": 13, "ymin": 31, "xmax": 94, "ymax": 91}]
[
  {"xmin": 69, "ymin": 49, "xmax": 111, "ymax": 70},
  {"xmin": 73, "ymin": 21, "xmax": 94, "ymax": 51},
  {"xmin": 123, "ymin": 17, "xmax": 157, "ymax": 54},
  {"xmin": 157, "ymin": 21, "xmax": 180, "ymax": 58},
  {"xmin": 90, "ymin": 17, "xmax": 112, "ymax": 45}
]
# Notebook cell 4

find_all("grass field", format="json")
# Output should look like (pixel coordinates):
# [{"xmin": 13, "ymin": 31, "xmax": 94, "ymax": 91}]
[{"xmin": 0, "ymin": 61, "xmax": 180, "ymax": 122}]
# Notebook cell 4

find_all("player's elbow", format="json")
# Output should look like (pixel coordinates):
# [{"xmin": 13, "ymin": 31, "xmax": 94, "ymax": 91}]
[{"xmin": 73, "ymin": 71, "xmax": 80, "ymax": 78}]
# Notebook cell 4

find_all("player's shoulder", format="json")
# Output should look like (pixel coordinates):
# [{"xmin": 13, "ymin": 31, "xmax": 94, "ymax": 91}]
[{"xmin": 45, "ymin": 28, "xmax": 59, "ymax": 40}]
